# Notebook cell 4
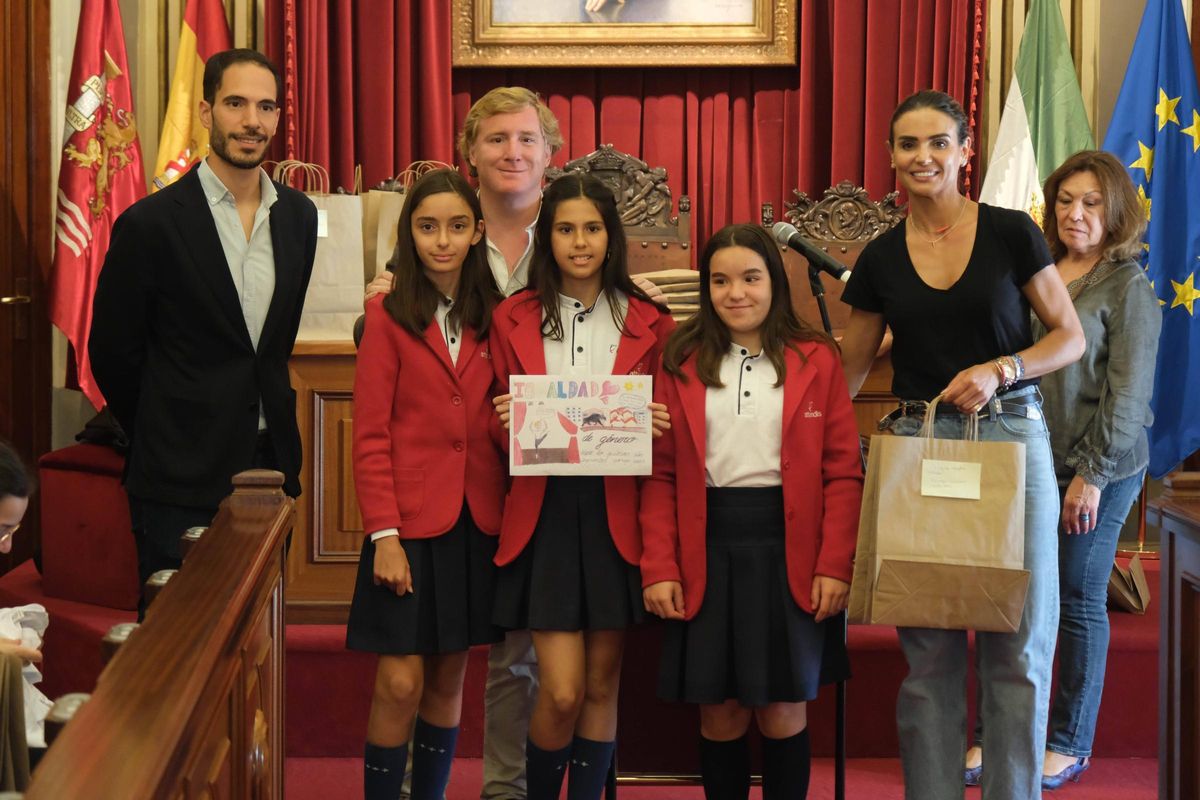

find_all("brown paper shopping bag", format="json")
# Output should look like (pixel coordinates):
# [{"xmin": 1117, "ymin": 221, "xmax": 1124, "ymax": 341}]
[
  {"xmin": 361, "ymin": 162, "xmax": 453, "ymax": 280},
  {"xmin": 847, "ymin": 432, "xmax": 882, "ymax": 624},
  {"xmin": 362, "ymin": 189, "xmax": 407, "ymax": 279},
  {"xmin": 1108, "ymin": 554, "xmax": 1151, "ymax": 614},
  {"xmin": 857, "ymin": 398, "xmax": 1030, "ymax": 632},
  {"xmin": 273, "ymin": 160, "xmax": 366, "ymax": 340}
]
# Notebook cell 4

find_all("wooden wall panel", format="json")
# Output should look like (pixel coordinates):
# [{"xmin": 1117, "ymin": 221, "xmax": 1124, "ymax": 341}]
[{"xmin": 288, "ymin": 343, "xmax": 361, "ymax": 622}]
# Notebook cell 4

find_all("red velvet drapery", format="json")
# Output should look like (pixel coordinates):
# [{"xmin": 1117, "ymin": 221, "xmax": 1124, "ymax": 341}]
[{"xmin": 265, "ymin": 0, "xmax": 985, "ymax": 249}]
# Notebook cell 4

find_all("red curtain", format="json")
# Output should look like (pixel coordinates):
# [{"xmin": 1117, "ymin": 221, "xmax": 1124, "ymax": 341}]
[
  {"xmin": 264, "ymin": 0, "xmax": 457, "ymax": 187},
  {"xmin": 266, "ymin": 0, "xmax": 985, "ymax": 248}
]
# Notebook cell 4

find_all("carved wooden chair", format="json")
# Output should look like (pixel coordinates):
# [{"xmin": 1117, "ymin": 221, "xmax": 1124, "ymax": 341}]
[
  {"xmin": 546, "ymin": 144, "xmax": 692, "ymax": 275},
  {"xmin": 765, "ymin": 181, "xmax": 907, "ymax": 440}
]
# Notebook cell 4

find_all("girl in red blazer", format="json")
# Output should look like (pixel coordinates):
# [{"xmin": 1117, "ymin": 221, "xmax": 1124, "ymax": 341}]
[
  {"xmin": 640, "ymin": 223, "xmax": 863, "ymax": 800},
  {"xmin": 490, "ymin": 173, "xmax": 673, "ymax": 800},
  {"xmin": 348, "ymin": 169, "xmax": 506, "ymax": 800}
]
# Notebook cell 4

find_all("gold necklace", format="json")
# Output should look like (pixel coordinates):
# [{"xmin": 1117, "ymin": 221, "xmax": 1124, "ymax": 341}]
[{"xmin": 910, "ymin": 197, "xmax": 968, "ymax": 247}]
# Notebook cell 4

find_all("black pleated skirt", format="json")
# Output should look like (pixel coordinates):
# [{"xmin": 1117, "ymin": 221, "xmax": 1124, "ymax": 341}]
[
  {"xmin": 493, "ymin": 476, "xmax": 644, "ymax": 632},
  {"xmin": 346, "ymin": 505, "xmax": 504, "ymax": 655},
  {"xmin": 658, "ymin": 486, "xmax": 850, "ymax": 706}
]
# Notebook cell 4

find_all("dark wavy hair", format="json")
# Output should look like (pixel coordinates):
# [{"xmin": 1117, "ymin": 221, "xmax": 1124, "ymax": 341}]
[
  {"xmin": 526, "ymin": 173, "xmax": 662, "ymax": 339},
  {"xmin": 1042, "ymin": 149, "xmax": 1146, "ymax": 263},
  {"xmin": 382, "ymin": 168, "xmax": 502, "ymax": 337},
  {"xmin": 0, "ymin": 440, "xmax": 32, "ymax": 499},
  {"xmin": 662, "ymin": 224, "xmax": 834, "ymax": 387}
]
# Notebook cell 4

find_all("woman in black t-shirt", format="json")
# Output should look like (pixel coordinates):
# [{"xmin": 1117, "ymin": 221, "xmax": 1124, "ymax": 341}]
[{"xmin": 840, "ymin": 91, "xmax": 1084, "ymax": 800}]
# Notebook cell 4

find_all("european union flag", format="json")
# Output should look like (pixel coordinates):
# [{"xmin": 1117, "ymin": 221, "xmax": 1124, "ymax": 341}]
[{"xmin": 1101, "ymin": 0, "xmax": 1200, "ymax": 477}]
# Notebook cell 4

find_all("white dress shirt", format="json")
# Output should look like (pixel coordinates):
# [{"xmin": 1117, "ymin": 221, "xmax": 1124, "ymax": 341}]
[
  {"xmin": 197, "ymin": 159, "xmax": 277, "ymax": 431},
  {"xmin": 486, "ymin": 212, "xmax": 538, "ymax": 297},
  {"xmin": 704, "ymin": 344, "xmax": 784, "ymax": 487},
  {"xmin": 543, "ymin": 290, "xmax": 626, "ymax": 375}
]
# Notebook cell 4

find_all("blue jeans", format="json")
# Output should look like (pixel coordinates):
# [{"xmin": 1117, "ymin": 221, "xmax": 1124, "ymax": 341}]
[
  {"xmin": 1046, "ymin": 469, "xmax": 1144, "ymax": 758},
  {"xmin": 887, "ymin": 387, "xmax": 1059, "ymax": 800}
]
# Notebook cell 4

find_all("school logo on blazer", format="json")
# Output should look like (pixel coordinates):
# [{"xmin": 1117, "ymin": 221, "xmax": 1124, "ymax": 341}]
[
  {"xmin": 629, "ymin": 361, "xmax": 646, "ymax": 375},
  {"xmin": 480, "ymin": 346, "xmax": 491, "ymax": 360},
  {"xmin": 803, "ymin": 401, "xmax": 822, "ymax": 419}
]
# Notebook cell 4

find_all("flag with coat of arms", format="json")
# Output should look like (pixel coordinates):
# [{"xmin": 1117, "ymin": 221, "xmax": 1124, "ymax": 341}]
[
  {"xmin": 1101, "ymin": 0, "xmax": 1200, "ymax": 476},
  {"xmin": 49, "ymin": 0, "xmax": 145, "ymax": 411}
]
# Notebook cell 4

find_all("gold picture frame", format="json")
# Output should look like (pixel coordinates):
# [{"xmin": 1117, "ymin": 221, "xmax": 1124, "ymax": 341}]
[{"xmin": 452, "ymin": 0, "xmax": 797, "ymax": 67}]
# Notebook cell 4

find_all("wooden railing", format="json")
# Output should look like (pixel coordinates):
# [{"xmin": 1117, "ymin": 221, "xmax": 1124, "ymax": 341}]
[{"xmin": 25, "ymin": 470, "xmax": 292, "ymax": 799}]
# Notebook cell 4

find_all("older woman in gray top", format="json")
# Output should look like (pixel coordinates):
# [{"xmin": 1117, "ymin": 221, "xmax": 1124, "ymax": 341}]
[{"xmin": 965, "ymin": 150, "xmax": 1161, "ymax": 790}]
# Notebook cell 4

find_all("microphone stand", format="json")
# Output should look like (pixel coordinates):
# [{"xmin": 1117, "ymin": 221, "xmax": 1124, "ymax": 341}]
[
  {"xmin": 803, "ymin": 254, "xmax": 846, "ymax": 800},
  {"xmin": 768, "ymin": 203, "xmax": 850, "ymax": 800}
]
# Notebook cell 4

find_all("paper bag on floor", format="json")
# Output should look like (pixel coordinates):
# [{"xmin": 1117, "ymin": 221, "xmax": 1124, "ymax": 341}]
[
  {"xmin": 854, "ymin": 398, "xmax": 1030, "ymax": 632},
  {"xmin": 1108, "ymin": 554, "xmax": 1151, "ymax": 614}
]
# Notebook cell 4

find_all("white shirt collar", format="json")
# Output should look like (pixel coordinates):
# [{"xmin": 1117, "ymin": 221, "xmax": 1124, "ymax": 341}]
[{"xmin": 197, "ymin": 158, "xmax": 278, "ymax": 210}]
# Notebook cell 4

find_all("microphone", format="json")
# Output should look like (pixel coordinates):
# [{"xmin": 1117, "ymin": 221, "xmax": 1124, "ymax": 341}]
[{"xmin": 771, "ymin": 222, "xmax": 851, "ymax": 283}]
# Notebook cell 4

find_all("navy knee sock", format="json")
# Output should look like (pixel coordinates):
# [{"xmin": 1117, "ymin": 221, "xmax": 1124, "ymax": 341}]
[
  {"xmin": 364, "ymin": 741, "xmax": 408, "ymax": 800},
  {"xmin": 699, "ymin": 735, "xmax": 750, "ymax": 800},
  {"xmin": 762, "ymin": 728, "xmax": 811, "ymax": 800},
  {"xmin": 410, "ymin": 717, "xmax": 459, "ymax": 800},
  {"xmin": 566, "ymin": 736, "xmax": 615, "ymax": 800},
  {"xmin": 526, "ymin": 738, "xmax": 572, "ymax": 800}
]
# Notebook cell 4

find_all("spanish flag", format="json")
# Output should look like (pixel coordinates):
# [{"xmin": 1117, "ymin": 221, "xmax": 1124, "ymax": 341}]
[{"xmin": 151, "ymin": 0, "xmax": 231, "ymax": 190}]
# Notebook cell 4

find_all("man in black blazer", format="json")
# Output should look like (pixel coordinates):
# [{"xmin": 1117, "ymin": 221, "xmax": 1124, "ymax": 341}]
[{"xmin": 89, "ymin": 50, "xmax": 316, "ymax": 612}]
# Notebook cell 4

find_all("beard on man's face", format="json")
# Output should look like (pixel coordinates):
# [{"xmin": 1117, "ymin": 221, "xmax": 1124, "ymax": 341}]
[{"xmin": 210, "ymin": 124, "xmax": 270, "ymax": 170}]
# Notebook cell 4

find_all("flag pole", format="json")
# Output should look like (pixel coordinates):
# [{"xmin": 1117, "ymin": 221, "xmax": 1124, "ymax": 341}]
[{"xmin": 1117, "ymin": 476, "xmax": 1159, "ymax": 560}]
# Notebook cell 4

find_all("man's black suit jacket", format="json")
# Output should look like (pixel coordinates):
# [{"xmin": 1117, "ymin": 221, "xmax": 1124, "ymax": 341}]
[{"xmin": 89, "ymin": 164, "xmax": 318, "ymax": 509}]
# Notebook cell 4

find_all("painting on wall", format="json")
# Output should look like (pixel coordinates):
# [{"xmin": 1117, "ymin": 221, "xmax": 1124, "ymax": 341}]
[{"xmin": 452, "ymin": 0, "xmax": 797, "ymax": 67}]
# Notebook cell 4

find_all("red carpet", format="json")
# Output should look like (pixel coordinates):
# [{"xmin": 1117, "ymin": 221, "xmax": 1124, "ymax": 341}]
[{"xmin": 284, "ymin": 756, "xmax": 1158, "ymax": 799}]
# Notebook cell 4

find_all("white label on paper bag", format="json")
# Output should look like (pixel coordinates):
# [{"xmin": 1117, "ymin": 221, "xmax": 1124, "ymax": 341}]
[
  {"xmin": 316, "ymin": 209, "xmax": 329, "ymax": 238},
  {"xmin": 920, "ymin": 459, "xmax": 981, "ymax": 500}
]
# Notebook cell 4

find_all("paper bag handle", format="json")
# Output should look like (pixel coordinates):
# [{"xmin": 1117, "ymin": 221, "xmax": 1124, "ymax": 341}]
[
  {"xmin": 921, "ymin": 394, "xmax": 979, "ymax": 441},
  {"xmin": 270, "ymin": 159, "xmax": 331, "ymax": 194}
]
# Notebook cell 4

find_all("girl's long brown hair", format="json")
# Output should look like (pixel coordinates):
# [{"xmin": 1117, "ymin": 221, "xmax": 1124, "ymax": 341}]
[
  {"xmin": 382, "ymin": 168, "xmax": 502, "ymax": 337},
  {"xmin": 662, "ymin": 223, "xmax": 834, "ymax": 386},
  {"xmin": 526, "ymin": 173, "xmax": 664, "ymax": 340}
]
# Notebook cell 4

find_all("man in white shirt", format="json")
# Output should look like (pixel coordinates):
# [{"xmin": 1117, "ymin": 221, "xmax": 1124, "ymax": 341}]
[{"xmin": 90, "ymin": 50, "xmax": 317, "ymax": 616}]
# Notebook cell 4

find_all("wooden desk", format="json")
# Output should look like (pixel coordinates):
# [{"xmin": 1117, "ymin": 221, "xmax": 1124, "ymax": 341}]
[{"xmin": 1148, "ymin": 491, "xmax": 1200, "ymax": 800}]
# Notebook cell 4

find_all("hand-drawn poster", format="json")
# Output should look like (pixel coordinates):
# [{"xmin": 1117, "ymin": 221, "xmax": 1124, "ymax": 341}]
[{"xmin": 509, "ymin": 375, "xmax": 653, "ymax": 475}]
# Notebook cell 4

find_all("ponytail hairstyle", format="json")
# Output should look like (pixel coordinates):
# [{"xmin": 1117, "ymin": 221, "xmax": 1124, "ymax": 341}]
[
  {"xmin": 662, "ymin": 223, "xmax": 834, "ymax": 386},
  {"xmin": 382, "ymin": 168, "xmax": 502, "ymax": 337}
]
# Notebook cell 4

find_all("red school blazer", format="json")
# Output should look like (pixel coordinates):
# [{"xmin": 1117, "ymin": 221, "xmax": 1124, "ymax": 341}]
[
  {"xmin": 639, "ymin": 342, "xmax": 863, "ymax": 619},
  {"xmin": 353, "ymin": 296, "xmax": 506, "ymax": 539},
  {"xmin": 489, "ymin": 290, "xmax": 675, "ymax": 567}
]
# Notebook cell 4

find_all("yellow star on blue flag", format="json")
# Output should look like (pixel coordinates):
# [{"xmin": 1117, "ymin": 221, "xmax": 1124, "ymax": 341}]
[
  {"xmin": 1172, "ymin": 273, "xmax": 1200, "ymax": 315},
  {"xmin": 1102, "ymin": 0, "xmax": 1200, "ymax": 476},
  {"xmin": 1155, "ymin": 88, "xmax": 1181, "ymax": 129}
]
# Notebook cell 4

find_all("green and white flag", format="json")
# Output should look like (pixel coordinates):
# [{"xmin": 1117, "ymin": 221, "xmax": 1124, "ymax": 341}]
[{"xmin": 979, "ymin": 0, "xmax": 1094, "ymax": 223}]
